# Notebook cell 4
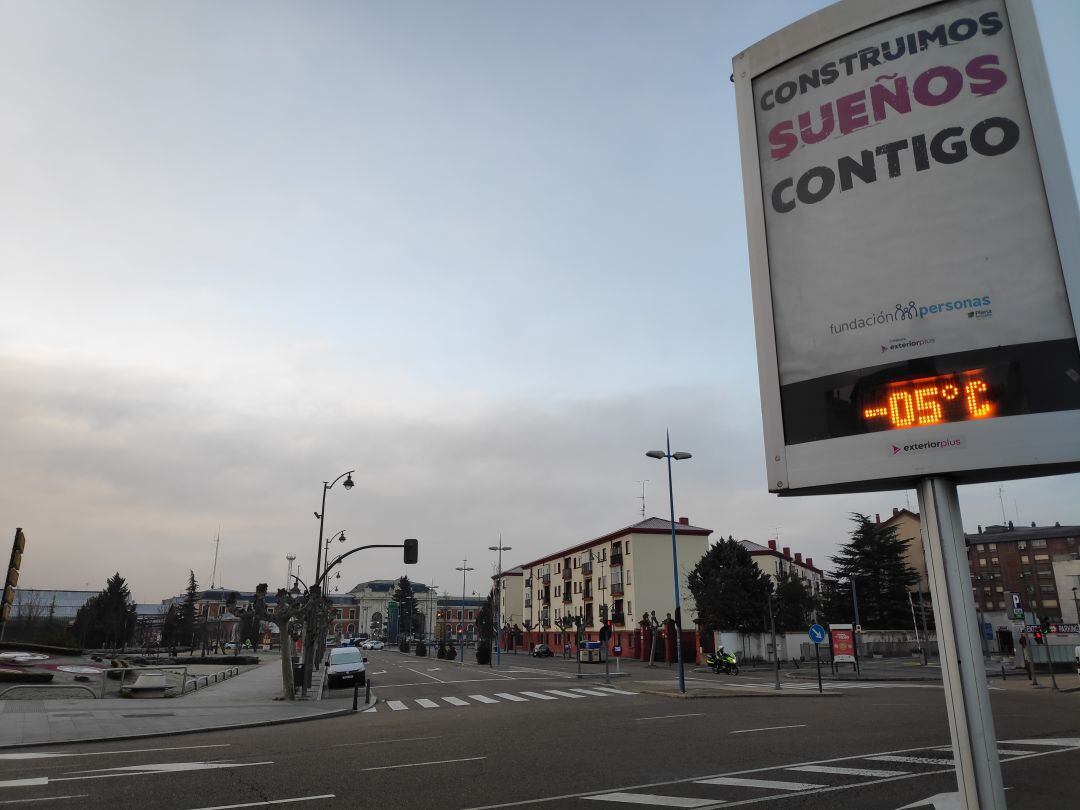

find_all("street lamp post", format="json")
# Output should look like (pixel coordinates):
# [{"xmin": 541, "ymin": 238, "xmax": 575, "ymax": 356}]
[
  {"xmin": 646, "ymin": 431, "xmax": 692, "ymax": 695},
  {"xmin": 307, "ymin": 470, "xmax": 354, "ymax": 694},
  {"xmin": 456, "ymin": 560, "xmax": 474, "ymax": 663},
  {"xmin": 489, "ymin": 540, "xmax": 512, "ymax": 667}
]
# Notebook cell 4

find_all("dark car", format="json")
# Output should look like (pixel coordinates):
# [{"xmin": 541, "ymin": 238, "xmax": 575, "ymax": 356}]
[{"xmin": 531, "ymin": 643, "xmax": 554, "ymax": 657}]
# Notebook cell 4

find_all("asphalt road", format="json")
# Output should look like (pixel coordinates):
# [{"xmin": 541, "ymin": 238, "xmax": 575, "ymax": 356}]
[{"xmin": 2, "ymin": 649, "xmax": 1077, "ymax": 809}]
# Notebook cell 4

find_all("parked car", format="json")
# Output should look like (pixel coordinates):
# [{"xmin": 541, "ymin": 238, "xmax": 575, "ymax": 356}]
[
  {"xmin": 531, "ymin": 643, "xmax": 554, "ymax": 657},
  {"xmin": 363, "ymin": 639, "xmax": 384, "ymax": 650},
  {"xmin": 325, "ymin": 647, "xmax": 367, "ymax": 688}
]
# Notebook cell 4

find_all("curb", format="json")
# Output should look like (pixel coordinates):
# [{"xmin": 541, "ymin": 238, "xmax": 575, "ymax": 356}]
[
  {"xmin": 638, "ymin": 688, "xmax": 843, "ymax": 699},
  {"xmin": 0, "ymin": 702, "xmax": 372, "ymax": 751}
]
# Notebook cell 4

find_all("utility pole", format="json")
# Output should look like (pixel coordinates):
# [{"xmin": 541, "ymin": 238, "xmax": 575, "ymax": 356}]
[{"xmin": 768, "ymin": 591, "xmax": 780, "ymax": 690}]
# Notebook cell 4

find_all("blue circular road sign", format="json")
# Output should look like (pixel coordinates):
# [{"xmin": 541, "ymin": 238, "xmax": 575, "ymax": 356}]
[{"xmin": 808, "ymin": 623, "xmax": 826, "ymax": 644}]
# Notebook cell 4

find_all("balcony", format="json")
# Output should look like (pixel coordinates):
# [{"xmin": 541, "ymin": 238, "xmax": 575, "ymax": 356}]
[
  {"xmin": 541, "ymin": 573, "xmax": 551, "ymax": 585},
  {"xmin": 541, "ymin": 589, "xmax": 551, "ymax": 605},
  {"xmin": 525, "ymin": 578, "xmax": 532, "ymax": 588},
  {"xmin": 581, "ymin": 561, "xmax": 593, "ymax": 576},
  {"xmin": 611, "ymin": 580, "xmax": 624, "ymax": 596},
  {"xmin": 610, "ymin": 550, "xmax": 623, "ymax": 566},
  {"xmin": 612, "ymin": 611, "xmax": 625, "ymax": 625},
  {"xmin": 562, "ymin": 568, "xmax": 572, "ymax": 581},
  {"xmin": 562, "ymin": 591, "xmax": 573, "ymax": 604},
  {"xmin": 583, "ymin": 586, "xmax": 593, "ymax": 601},
  {"xmin": 524, "ymin": 596, "xmax": 532, "ymax": 608}
]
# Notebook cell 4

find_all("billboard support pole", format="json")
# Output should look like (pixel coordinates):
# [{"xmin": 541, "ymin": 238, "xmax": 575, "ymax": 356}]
[{"xmin": 918, "ymin": 477, "xmax": 1006, "ymax": 810}]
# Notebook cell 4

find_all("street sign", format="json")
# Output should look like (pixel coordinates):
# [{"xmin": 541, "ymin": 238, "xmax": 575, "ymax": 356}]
[
  {"xmin": 829, "ymin": 623, "xmax": 856, "ymax": 664},
  {"xmin": 1009, "ymin": 592, "xmax": 1025, "ymax": 620},
  {"xmin": 613, "ymin": 645, "xmax": 623, "ymax": 657},
  {"xmin": 1024, "ymin": 623, "xmax": 1080, "ymax": 634},
  {"xmin": 983, "ymin": 622, "xmax": 994, "ymax": 641},
  {"xmin": 808, "ymin": 623, "xmax": 826, "ymax": 644},
  {"xmin": 734, "ymin": 0, "xmax": 1080, "ymax": 496}
]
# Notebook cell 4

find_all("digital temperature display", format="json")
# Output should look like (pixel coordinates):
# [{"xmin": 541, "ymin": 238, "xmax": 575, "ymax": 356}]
[{"xmin": 861, "ymin": 371, "xmax": 994, "ymax": 430}]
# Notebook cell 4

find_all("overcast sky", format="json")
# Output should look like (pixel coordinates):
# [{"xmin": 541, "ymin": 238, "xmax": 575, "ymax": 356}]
[{"xmin": 2, "ymin": 1, "xmax": 1077, "ymax": 604}]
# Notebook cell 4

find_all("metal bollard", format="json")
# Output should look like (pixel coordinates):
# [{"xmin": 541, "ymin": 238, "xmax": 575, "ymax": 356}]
[
  {"xmin": 366, "ymin": 677, "xmax": 371, "ymax": 705},
  {"xmin": 352, "ymin": 680, "xmax": 358, "ymax": 711}
]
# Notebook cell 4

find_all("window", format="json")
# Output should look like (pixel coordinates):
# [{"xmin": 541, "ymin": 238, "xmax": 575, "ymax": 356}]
[
  {"xmin": 1019, "ymin": 541, "xmax": 1027, "ymax": 549},
  {"xmin": 627, "ymin": 600, "xmax": 632, "ymax": 615},
  {"xmin": 1034, "ymin": 554, "xmax": 1049, "ymax": 561},
  {"xmin": 1042, "ymin": 599, "xmax": 1058, "ymax": 608},
  {"xmin": 625, "ymin": 570, "xmax": 631, "ymax": 585},
  {"xmin": 997, "ymin": 601, "xmax": 1005, "ymax": 609},
  {"xmin": 626, "ymin": 540, "xmax": 631, "ymax": 554},
  {"xmin": 987, "ymin": 543, "xmax": 997, "ymax": 550},
  {"xmin": 984, "ymin": 601, "xmax": 994, "ymax": 610},
  {"xmin": 995, "ymin": 586, "xmax": 1004, "ymax": 593},
  {"xmin": 1040, "ymin": 584, "xmax": 1056, "ymax": 593},
  {"xmin": 990, "ymin": 557, "xmax": 998, "ymax": 565},
  {"xmin": 555, "ymin": 586, "xmax": 560, "ymax": 597},
  {"xmin": 1031, "ymin": 539, "xmax": 1047, "ymax": 548},
  {"xmin": 467, "ymin": 610, "xmax": 474, "ymax": 621},
  {"xmin": 1021, "ymin": 555, "xmax": 1030, "ymax": 564},
  {"xmin": 555, "ymin": 563, "xmax": 560, "ymax": 574},
  {"xmin": 979, "ymin": 558, "xmax": 987, "ymax": 567}
]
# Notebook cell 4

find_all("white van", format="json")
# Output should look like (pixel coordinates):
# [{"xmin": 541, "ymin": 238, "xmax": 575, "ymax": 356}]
[{"xmin": 326, "ymin": 646, "xmax": 367, "ymax": 688}]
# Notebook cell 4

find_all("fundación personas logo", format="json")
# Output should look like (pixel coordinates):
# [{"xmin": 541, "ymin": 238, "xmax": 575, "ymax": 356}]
[{"xmin": 890, "ymin": 437, "xmax": 964, "ymax": 456}]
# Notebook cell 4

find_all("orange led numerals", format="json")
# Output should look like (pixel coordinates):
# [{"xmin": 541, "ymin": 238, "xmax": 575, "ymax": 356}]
[{"xmin": 862, "ymin": 374, "xmax": 993, "ymax": 430}]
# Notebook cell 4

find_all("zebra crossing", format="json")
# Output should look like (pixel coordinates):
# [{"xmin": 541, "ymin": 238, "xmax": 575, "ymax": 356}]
[
  {"xmin": 367, "ymin": 685, "xmax": 636, "ymax": 712},
  {"xmin": 578, "ymin": 737, "xmax": 1080, "ymax": 806}
]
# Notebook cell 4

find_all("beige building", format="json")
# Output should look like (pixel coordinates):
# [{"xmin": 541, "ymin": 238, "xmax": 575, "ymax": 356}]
[
  {"xmin": 494, "ymin": 567, "xmax": 524, "ymax": 630},
  {"xmin": 875, "ymin": 508, "xmax": 928, "ymax": 592},
  {"xmin": 504, "ymin": 517, "xmax": 711, "ymax": 654},
  {"xmin": 1051, "ymin": 557, "xmax": 1080, "ymax": 625},
  {"xmin": 737, "ymin": 539, "xmax": 824, "ymax": 599}
]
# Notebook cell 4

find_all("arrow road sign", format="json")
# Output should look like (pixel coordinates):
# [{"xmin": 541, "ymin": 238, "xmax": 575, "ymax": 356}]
[{"xmin": 808, "ymin": 624, "xmax": 826, "ymax": 644}]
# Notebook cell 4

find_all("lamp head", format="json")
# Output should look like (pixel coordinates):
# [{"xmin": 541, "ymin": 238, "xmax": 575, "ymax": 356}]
[
  {"xmin": 672, "ymin": 452, "xmax": 693, "ymax": 460},
  {"xmin": 645, "ymin": 450, "xmax": 666, "ymax": 459},
  {"xmin": 343, "ymin": 474, "xmax": 354, "ymax": 490},
  {"xmin": 339, "ymin": 531, "xmax": 347, "ymax": 543}
]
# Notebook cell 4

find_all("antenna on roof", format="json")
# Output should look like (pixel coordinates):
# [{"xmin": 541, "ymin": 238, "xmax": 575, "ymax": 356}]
[
  {"xmin": 635, "ymin": 480, "xmax": 648, "ymax": 519},
  {"xmin": 209, "ymin": 528, "xmax": 221, "ymax": 590},
  {"xmin": 997, "ymin": 485, "xmax": 1007, "ymax": 524},
  {"xmin": 286, "ymin": 553, "xmax": 296, "ymax": 591}
]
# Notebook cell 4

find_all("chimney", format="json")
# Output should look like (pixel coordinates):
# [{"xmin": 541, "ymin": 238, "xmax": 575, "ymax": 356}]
[
  {"xmin": 1055, "ymin": 521, "xmax": 1061, "ymax": 527},
  {"xmin": 806, "ymin": 557, "xmax": 813, "ymax": 568},
  {"xmin": 875, "ymin": 513, "xmax": 881, "ymax": 523},
  {"xmin": 978, "ymin": 525, "xmax": 982, "ymax": 533},
  {"xmin": 782, "ymin": 546, "xmax": 791, "ymax": 559},
  {"xmin": 1008, "ymin": 520, "xmax": 1014, "ymax": 530},
  {"xmin": 678, "ymin": 516, "xmax": 689, "ymax": 525},
  {"xmin": 794, "ymin": 552, "xmax": 803, "ymax": 563},
  {"xmin": 768, "ymin": 539, "xmax": 777, "ymax": 550},
  {"xmin": 893, "ymin": 507, "xmax": 900, "ymax": 516},
  {"xmin": 1031, "ymin": 521, "xmax": 1036, "ymax": 528}
]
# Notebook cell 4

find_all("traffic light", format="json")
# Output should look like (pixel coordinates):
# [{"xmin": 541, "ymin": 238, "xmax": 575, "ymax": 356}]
[
  {"xmin": 2, "ymin": 529, "xmax": 27, "ymax": 623},
  {"xmin": 403, "ymin": 538, "xmax": 418, "ymax": 565},
  {"xmin": 600, "ymin": 604, "xmax": 608, "ymax": 622},
  {"xmin": 1040, "ymin": 615, "xmax": 1052, "ymax": 634},
  {"xmin": 1033, "ymin": 627, "xmax": 1044, "ymax": 644}
]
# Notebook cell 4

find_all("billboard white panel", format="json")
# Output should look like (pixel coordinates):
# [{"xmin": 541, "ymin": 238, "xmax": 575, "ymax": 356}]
[{"xmin": 734, "ymin": 0, "xmax": 1080, "ymax": 494}]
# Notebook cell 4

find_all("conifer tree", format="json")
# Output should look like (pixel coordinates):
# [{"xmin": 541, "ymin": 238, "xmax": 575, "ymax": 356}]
[{"xmin": 688, "ymin": 536, "xmax": 773, "ymax": 634}]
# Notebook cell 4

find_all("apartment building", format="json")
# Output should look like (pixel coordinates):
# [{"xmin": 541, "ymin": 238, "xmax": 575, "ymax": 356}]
[
  {"xmin": 737, "ymin": 539, "xmax": 824, "ymax": 598},
  {"xmin": 494, "ymin": 567, "xmax": 524, "ymax": 632},
  {"xmin": 505, "ymin": 516, "xmax": 711, "ymax": 655},
  {"xmin": 875, "ymin": 508, "xmax": 928, "ymax": 592}
]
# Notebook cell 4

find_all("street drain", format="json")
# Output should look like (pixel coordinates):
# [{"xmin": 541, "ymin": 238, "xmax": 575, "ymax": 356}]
[{"xmin": 51, "ymin": 712, "xmax": 92, "ymax": 717}]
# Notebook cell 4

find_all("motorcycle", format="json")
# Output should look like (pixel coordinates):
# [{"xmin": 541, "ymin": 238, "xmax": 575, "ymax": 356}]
[{"xmin": 704, "ymin": 648, "xmax": 739, "ymax": 676}]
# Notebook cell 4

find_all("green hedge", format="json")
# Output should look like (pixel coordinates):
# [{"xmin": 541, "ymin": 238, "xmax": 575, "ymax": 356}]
[
  {"xmin": 0, "ymin": 641, "xmax": 80, "ymax": 656},
  {"xmin": 0, "ymin": 668, "xmax": 54, "ymax": 683}
]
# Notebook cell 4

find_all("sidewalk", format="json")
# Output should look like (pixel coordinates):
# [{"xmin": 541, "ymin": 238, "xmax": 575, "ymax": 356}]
[{"xmin": 0, "ymin": 660, "xmax": 367, "ymax": 749}]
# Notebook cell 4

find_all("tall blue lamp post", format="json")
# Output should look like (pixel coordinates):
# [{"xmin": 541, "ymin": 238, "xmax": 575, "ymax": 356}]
[
  {"xmin": 456, "ymin": 559, "xmax": 474, "ymax": 662},
  {"xmin": 489, "ymin": 540, "xmax": 512, "ymax": 666},
  {"xmin": 646, "ymin": 431, "xmax": 692, "ymax": 695}
]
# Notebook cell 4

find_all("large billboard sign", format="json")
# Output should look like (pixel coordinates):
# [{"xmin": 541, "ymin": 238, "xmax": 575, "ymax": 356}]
[{"xmin": 734, "ymin": 0, "xmax": 1080, "ymax": 494}]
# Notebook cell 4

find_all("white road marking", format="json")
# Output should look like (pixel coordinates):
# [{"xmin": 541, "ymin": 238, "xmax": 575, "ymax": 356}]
[
  {"xmin": 730, "ymin": 724, "xmax": 807, "ymax": 735},
  {"xmin": 518, "ymin": 691, "xmax": 556, "ymax": 700},
  {"xmin": 636, "ymin": 714, "xmax": 705, "ymax": 721},
  {"xmin": 404, "ymin": 668, "xmax": 445, "ymax": 683},
  {"xmin": 386, "ymin": 701, "xmax": 408, "ymax": 711},
  {"xmin": 494, "ymin": 692, "xmax": 528, "ymax": 702},
  {"xmin": 0, "ymin": 779, "xmax": 49, "ymax": 789},
  {"xmin": 695, "ymin": 776, "xmax": 823, "ymax": 791},
  {"xmin": 183, "ymin": 796, "xmax": 335, "ymax": 810},
  {"xmin": 468, "ymin": 694, "xmax": 499, "ymax": 704},
  {"xmin": 544, "ymin": 689, "xmax": 584, "ymax": 699},
  {"xmin": 0, "ymin": 744, "xmax": 231, "ymax": 761},
  {"xmin": 360, "ymin": 756, "xmax": 486, "ymax": 772},
  {"xmin": 594, "ymin": 686, "xmax": 639, "ymax": 695},
  {"xmin": 0, "ymin": 796, "xmax": 89, "ymax": 805},
  {"xmin": 65, "ymin": 761, "xmax": 272, "ymax": 776},
  {"xmin": 866, "ymin": 755, "xmax": 954, "ymax": 766},
  {"xmin": 442, "ymin": 696, "xmax": 470, "ymax": 706},
  {"xmin": 1005, "ymin": 738, "xmax": 1080, "ymax": 747},
  {"xmin": 788, "ymin": 765, "xmax": 904, "ymax": 778},
  {"xmin": 583, "ymin": 793, "xmax": 716, "ymax": 807},
  {"xmin": 334, "ymin": 736, "xmax": 441, "ymax": 748},
  {"xmin": 415, "ymin": 699, "xmax": 440, "ymax": 708},
  {"xmin": 568, "ymin": 688, "xmax": 610, "ymax": 697}
]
